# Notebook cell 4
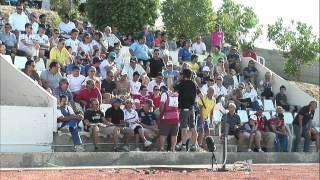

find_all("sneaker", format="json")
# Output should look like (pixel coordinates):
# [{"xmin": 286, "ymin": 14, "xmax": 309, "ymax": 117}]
[
  {"xmin": 113, "ymin": 146, "xmax": 121, "ymax": 152},
  {"xmin": 175, "ymin": 144, "xmax": 182, "ymax": 151},
  {"xmin": 258, "ymin": 148, "xmax": 264, "ymax": 152},
  {"xmin": 74, "ymin": 145, "xmax": 85, "ymax": 152},
  {"xmin": 180, "ymin": 145, "xmax": 187, "ymax": 152},
  {"xmin": 189, "ymin": 145, "xmax": 198, "ymax": 152},
  {"xmin": 144, "ymin": 140, "xmax": 152, "ymax": 147},
  {"xmin": 135, "ymin": 147, "xmax": 141, "ymax": 151},
  {"xmin": 122, "ymin": 145, "xmax": 130, "ymax": 152},
  {"xmin": 248, "ymin": 148, "xmax": 252, "ymax": 152}
]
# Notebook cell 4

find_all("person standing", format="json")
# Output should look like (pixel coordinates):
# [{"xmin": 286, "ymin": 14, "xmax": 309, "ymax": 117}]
[
  {"xmin": 292, "ymin": 101, "xmax": 317, "ymax": 152},
  {"xmin": 175, "ymin": 69, "xmax": 198, "ymax": 151},
  {"xmin": 211, "ymin": 24, "xmax": 224, "ymax": 50}
]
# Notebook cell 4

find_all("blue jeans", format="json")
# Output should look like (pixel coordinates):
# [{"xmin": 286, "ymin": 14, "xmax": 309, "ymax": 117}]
[
  {"xmin": 60, "ymin": 120, "xmax": 82, "ymax": 145},
  {"xmin": 274, "ymin": 133, "xmax": 288, "ymax": 152},
  {"xmin": 292, "ymin": 123, "xmax": 311, "ymax": 152}
]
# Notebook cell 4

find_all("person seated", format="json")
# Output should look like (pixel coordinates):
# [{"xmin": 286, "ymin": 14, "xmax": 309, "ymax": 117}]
[
  {"xmin": 137, "ymin": 99, "xmax": 159, "ymax": 140},
  {"xmin": 65, "ymin": 28, "xmax": 80, "ymax": 55},
  {"xmin": 123, "ymin": 99, "xmax": 152, "ymax": 151},
  {"xmin": 148, "ymin": 49, "xmax": 165, "ymax": 78},
  {"xmin": 192, "ymin": 36, "xmax": 206, "ymax": 55},
  {"xmin": 76, "ymin": 79, "xmax": 102, "ymax": 109},
  {"xmin": 59, "ymin": 14, "xmax": 76, "ymax": 35},
  {"xmin": 0, "ymin": 23, "xmax": 17, "ymax": 57},
  {"xmin": 292, "ymin": 101, "xmax": 317, "ymax": 152},
  {"xmin": 121, "ymin": 56, "xmax": 146, "ymax": 81},
  {"xmin": 130, "ymin": 71, "xmax": 142, "ymax": 96},
  {"xmin": 275, "ymin": 85, "xmax": 295, "ymax": 112},
  {"xmin": 67, "ymin": 66, "xmax": 86, "ymax": 94},
  {"xmin": 188, "ymin": 54, "xmax": 200, "ymax": 73},
  {"xmin": 40, "ymin": 61, "xmax": 63, "ymax": 91},
  {"xmin": 197, "ymin": 87, "xmax": 216, "ymax": 149},
  {"xmin": 57, "ymin": 95, "xmax": 84, "ymax": 152},
  {"xmin": 258, "ymin": 71, "xmax": 274, "ymax": 99},
  {"xmin": 310, "ymin": 127, "xmax": 320, "ymax": 152},
  {"xmin": 115, "ymin": 72, "xmax": 131, "ymax": 98},
  {"xmin": 66, "ymin": 55, "xmax": 85, "ymax": 75},
  {"xmin": 200, "ymin": 78, "xmax": 215, "ymax": 96},
  {"xmin": 211, "ymin": 45, "xmax": 226, "ymax": 65},
  {"xmin": 17, "ymin": 23, "xmax": 40, "ymax": 59},
  {"xmin": 213, "ymin": 76, "xmax": 228, "ymax": 97},
  {"xmin": 242, "ymin": 82, "xmax": 260, "ymax": 110},
  {"xmin": 163, "ymin": 61, "xmax": 179, "ymax": 85},
  {"xmin": 201, "ymin": 55, "xmax": 214, "ymax": 78},
  {"xmin": 78, "ymin": 33, "xmax": 94, "ymax": 58},
  {"xmin": 197, "ymin": 66, "xmax": 211, "ymax": 85},
  {"xmin": 214, "ymin": 58, "xmax": 227, "ymax": 78},
  {"xmin": 129, "ymin": 34, "xmax": 151, "ymax": 66},
  {"xmin": 49, "ymin": 28, "xmax": 60, "ymax": 48},
  {"xmin": 101, "ymin": 70, "xmax": 116, "ymax": 94},
  {"xmin": 147, "ymin": 73, "xmax": 165, "ymax": 93},
  {"xmin": 221, "ymin": 103, "xmax": 241, "ymax": 140},
  {"xmin": 22, "ymin": 60, "xmax": 41, "ymax": 85},
  {"xmin": 227, "ymin": 46, "xmax": 240, "ymax": 68},
  {"xmin": 83, "ymin": 98, "xmax": 109, "ymax": 151},
  {"xmin": 132, "ymin": 85, "xmax": 150, "ymax": 109},
  {"xmin": 242, "ymin": 45, "xmax": 257, "ymax": 60},
  {"xmin": 178, "ymin": 39, "xmax": 192, "ymax": 64},
  {"xmin": 50, "ymin": 38, "xmax": 70, "ymax": 68},
  {"xmin": 53, "ymin": 78, "xmax": 76, "ymax": 111},
  {"xmin": 242, "ymin": 60, "xmax": 258, "ymax": 86},
  {"xmin": 239, "ymin": 115, "xmax": 263, "ymax": 152},
  {"xmin": 269, "ymin": 113, "xmax": 289, "ymax": 152},
  {"xmin": 254, "ymin": 106, "xmax": 276, "ymax": 152},
  {"xmin": 92, "ymin": 31, "xmax": 108, "ymax": 53},
  {"xmin": 222, "ymin": 71, "xmax": 235, "ymax": 92},
  {"xmin": 84, "ymin": 56, "xmax": 102, "ymax": 77},
  {"xmin": 83, "ymin": 66, "xmax": 101, "ymax": 90},
  {"xmin": 149, "ymin": 85, "xmax": 161, "ymax": 109},
  {"xmin": 34, "ymin": 24, "xmax": 50, "ymax": 60}
]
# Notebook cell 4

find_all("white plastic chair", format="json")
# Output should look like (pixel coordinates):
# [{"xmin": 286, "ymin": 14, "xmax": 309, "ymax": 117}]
[
  {"xmin": 263, "ymin": 112, "xmax": 271, "ymax": 120},
  {"xmin": 14, "ymin": 56, "xmax": 28, "ymax": 69},
  {"xmin": 238, "ymin": 110, "xmax": 248, "ymax": 123},
  {"xmin": 263, "ymin": 99, "xmax": 275, "ymax": 111},
  {"xmin": 283, "ymin": 112, "xmax": 294, "ymax": 124},
  {"xmin": 100, "ymin": 103, "xmax": 112, "ymax": 113},
  {"xmin": 35, "ymin": 58, "xmax": 46, "ymax": 71}
]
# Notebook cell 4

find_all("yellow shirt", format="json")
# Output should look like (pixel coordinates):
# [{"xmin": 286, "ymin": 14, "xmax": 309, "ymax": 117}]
[
  {"xmin": 188, "ymin": 62, "xmax": 200, "ymax": 72},
  {"xmin": 198, "ymin": 95, "xmax": 216, "ymax": 119},
  {"xmin": 49, "ymin": 47, "xmax": 69, "ymax": 65}
]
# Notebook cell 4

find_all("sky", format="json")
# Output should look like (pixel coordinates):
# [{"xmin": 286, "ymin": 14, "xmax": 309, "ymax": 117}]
[{"xmin": 211, "ymin": 0, "xmax": 320, "ymax": 49}]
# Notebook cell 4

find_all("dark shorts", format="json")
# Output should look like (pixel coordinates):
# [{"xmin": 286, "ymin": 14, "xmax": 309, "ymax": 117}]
[
  {"xmin": 197, "ymin": 118, "xmax": 209, "ymax": 132},
  {"xmin": 179, "ymin": 108, "xmax": 196, "ymax": 129},
  {"xmin": 134, "ymin": 125, "xmax": 143, "ymax": 135},
  {"xmin": 159, "ymin": 121, "xmax": 179, "ymax": 136}
]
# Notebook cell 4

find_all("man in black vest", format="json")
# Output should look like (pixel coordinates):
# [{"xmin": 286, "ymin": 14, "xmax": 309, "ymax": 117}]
[{"xmin": 57, "ymin": 95, "xmax": 85, "ymax": 152}]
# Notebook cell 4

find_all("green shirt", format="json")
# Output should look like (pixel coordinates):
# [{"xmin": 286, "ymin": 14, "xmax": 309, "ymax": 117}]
[{"xmin": 211, "ymin": 52, "xmax": 226, "ymax": 65}]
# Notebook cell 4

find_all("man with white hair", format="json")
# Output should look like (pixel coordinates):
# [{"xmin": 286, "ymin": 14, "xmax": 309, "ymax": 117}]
[
  {"xmin": 192, "ymin": 36, "xmax": 206, "ymax": 55},
  {"xmin": 221, "ymin": 103, "xmax": 241, "ymax": 140},
  {"xmin": 103, "ymin": 26, "xmax": 121, "ymax": 48}
]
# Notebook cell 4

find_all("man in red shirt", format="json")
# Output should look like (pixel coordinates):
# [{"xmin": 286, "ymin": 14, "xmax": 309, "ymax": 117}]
[
  {"xmin": 255, "ymin": 106, "xmax": 276, "ymax": 151},
  {"xmin": 131, "ymin": 85, "xmax": 149, "ymax": 109},
  {"xmin": 76, "ymin": 79, "xmax": 102, "ymax": 109},
  {"xmin": 242, "ymin": 45, "xmax": 257, "ymax": 60}
]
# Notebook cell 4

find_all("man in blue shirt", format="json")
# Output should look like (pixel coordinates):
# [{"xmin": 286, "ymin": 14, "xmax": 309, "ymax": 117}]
[
  {"xmin": 0, "ymin": 23, "xmax": 17, "ymax": 55},
  {"xmin": 129, "ymin": 34, "xmax": 151, "ymax": 66},
  {"xmin": 140, "ymin": 25, "xmax": 154, "ymax": 48},
  {"xmin": 178, "ymin": 39, "xmax": 192, "ymax": 64}
]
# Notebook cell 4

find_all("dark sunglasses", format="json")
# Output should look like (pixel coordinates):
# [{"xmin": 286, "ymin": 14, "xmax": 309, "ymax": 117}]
[{"xmin": 154, "ymin": 89, "xmax": 160, "ymax": 91}]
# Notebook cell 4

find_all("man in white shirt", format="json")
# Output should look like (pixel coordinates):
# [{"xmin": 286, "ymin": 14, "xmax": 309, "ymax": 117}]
[
  {"xmin": 159, "ymin": 40, "xmax": 170, "ymax": 62},
  {"xmin": 130, "ymin": 71, "xmax": 141, "ymax": 95},
  {"xmin": 67, "ymin": 66, "xmax": 86, "ymax": 93},
  {"xmin": 103, "ymin": 26, "xmax": 121, "ymax": 48},
  {"xmin": 100, "ymin": 52, "xmax": 117, "ymax": 80},
  {"xmin": 213, "ymin": 76, "xmax": 228, "ymax": 97},
  {"xmin": 65, "ymin": 28, "xmax": 80, "ymax": 55},
  {"xmin": 59, "ymin": 14, "xmax": 76, "ymax": 34},
  {"xmin": 8, "ymin": 4, "xmax": 29, "ymax": 32},
  {"xmin": 200, "ymin": 78, "xmax": 215, "ymax": 96},
  {"xmin": 29, "ymin": 12, "xmax": 39, "ymax": 34},
  {"xmin": 18, "ymin": 23, "xmax": 40, "ymax": 58},
  {"xmin": 121, "ymin": 56, "xmax": 146, "ymax": 80},
  {"xmin": 147, "ymin": 73, "xmax": 165, "ymax": 93},
  {"xmin": 192, "ymin": 36, "xmax": 206, "ymax": 55}
]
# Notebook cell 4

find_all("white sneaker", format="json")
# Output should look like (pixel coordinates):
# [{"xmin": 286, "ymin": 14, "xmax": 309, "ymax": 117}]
[
  {"xmin": 135, "ymin": 147, "xmax": 141, "ymax": 151},
  {"xmin": 122, "ymin": 145, "xmax": 130, "ymax": 152},
  {"xmin": 258, "ymin": 148, "xmax": 264, "ymax": 152},
  {"xmin": 248, "ymin": 148, "xmax": 252, "ymax": 152},
  {"xmin": 74, "ymin": 145, "xmax": 85, "ymax": 152},
  {"xmin": 144, "ymin": 140, "xmax": 152, "ymax": 147}
]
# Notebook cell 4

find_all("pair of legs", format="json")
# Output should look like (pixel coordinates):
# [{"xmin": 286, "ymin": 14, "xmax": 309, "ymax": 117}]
[
  {"xmin": 60, "ymin": 119, "xmax": 82, "ymax": 147},
  {"xmin": 180, "ymin": 109, "xmax": 198, "ymax": 150},
  {"xmin": 240, "ymin": 131, "xmax": 262, "ymax": 151},
  {"xmin": 292, "ymin": 124, "xmax": 311, "ymax": 152},
  {"xmin": 159, "ymin": 121, "xmax": 179, "ymax": 151},
  {"xmin": 133, "ymin": 125, "xmax": 152, "ymax": 150},
  {"xmin": 197, "ymin": 118, "xmax": 210, "ymax": 148},
  {"xmin": 310, "ymin": 128, "xmax": 320, "ymax": 152},
  {"xmin": 274, "ymin": 133, "xmax": 289, "ymax": 152}
]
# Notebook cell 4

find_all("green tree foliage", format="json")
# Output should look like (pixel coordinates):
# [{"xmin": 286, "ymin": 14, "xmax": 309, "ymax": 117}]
[
  {"xmin": 268, "ymin": 18, "xmax": 320, "ymax": 78},
  {"xmin": 161, "ymin": 0, "xmax": 216, "ymax": 39},
  {"xmin": 86, "ymin": 0, "xmax": 160, "ymax": 33},
  {"xmin": 50, "ymin": 0, "xmax": 81, "ymax": 20},
  {"xmin": 217, "ymin": 0, "xmax": 259, "ymax": 47}
]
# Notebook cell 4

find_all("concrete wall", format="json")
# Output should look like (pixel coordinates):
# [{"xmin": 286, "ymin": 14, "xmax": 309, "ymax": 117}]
[
  {"xmin": 241, "ymin": 57, "xmax": 319, "ymax": 126},
  {"xmin": 0, "ymin": 57, "xmax": 57, "ymax": 152}
]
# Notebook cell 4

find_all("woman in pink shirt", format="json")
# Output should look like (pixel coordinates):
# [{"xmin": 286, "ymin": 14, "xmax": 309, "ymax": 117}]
[{"xmin": 211, "ymin": 25, "xmax": 224, "ymax": 50}]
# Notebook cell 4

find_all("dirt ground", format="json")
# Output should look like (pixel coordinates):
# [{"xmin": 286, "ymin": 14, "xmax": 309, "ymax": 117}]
[{"xmin": 0, "ymin": 164, "xmax": 319, "ymax": 180}]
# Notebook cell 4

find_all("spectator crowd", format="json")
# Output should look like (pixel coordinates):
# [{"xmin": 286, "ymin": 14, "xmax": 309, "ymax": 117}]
[{"xmin": 0, "ymin": 2, "xmax": 319, "ymax": 153}]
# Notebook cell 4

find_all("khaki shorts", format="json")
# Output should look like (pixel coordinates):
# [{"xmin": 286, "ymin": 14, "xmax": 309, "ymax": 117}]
[
  {"xmin": 89, "ymin": 125, "xmax": 132, "ymax": 137},
  {"xmin": 179, "ymin": 109, "xmax": 195, "ymax": 129}
]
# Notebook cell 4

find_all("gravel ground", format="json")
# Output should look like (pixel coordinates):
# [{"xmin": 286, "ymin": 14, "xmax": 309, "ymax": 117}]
[{"xmin": 0, "ymin": 164, "xmax": 319, "ymax": 180}]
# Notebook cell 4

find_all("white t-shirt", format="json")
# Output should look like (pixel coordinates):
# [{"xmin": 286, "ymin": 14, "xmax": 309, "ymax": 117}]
[
  {"xmin": 192, "ymin": 42, "xmax": 206, "ymax": 54},
  {"xmin": 130, "ymin": 80, "xmax": 141, "ymax": 95},
  {"xmin": 18, "ymin": 33, "xmax": 35, "ymax": 50},
  {"xmin": 243, "ymin": 89, "xmax": 258, "ymax": 101},
  {"xmin": 8, "ymin": 12, "xmax": 29, "ymax": 31},
  {"xmin": 147, "ymin": 80, "xmax": 165, "ymax": 93},
  {"xmin": 57, "ymin": 105, "xmax": 75, "ymax": 118},
  {"xmin": 65, "ymin": 38, "xmax": 80, "ymax": 54},
  {"xmin": 159, "ymin": 48, "xmax": 169, "ymax": 58},
  {"xmin": 99, "ymin": 59, "xmax": 113, "ymax": 80},
  {"xmin": 67, "ymin": 74, "xmax": 86, "ymax": 92},
  {"xmin": 121, "ymin": 64, "xmax": 146, "ymax": 80},
  {"xmin": 33, "ymin": 34, "xmax": 49, "ymax": 49},
  {"xmin": 123, "ymin": 109, "xmax": 140, "ymax": 129},
  {"xmin": 78, "ymin": 42, "xmax": 94, "ymax": 55},
  {"xmin": 32, "ymin": 22, "xmax": 39, "ymax": 34},
  {"xmin": 59, "ymin": 21, "xmax": 76, "ymax": 34},
  {"xmin": 103, "ymin": 34, "xmax": 120, "ymax": 47}
]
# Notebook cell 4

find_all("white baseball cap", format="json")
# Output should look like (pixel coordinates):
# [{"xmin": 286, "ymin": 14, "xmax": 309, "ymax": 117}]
[{"xmin": 249, "ymin": 114, "xmax": 257, "ymax": 121}]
